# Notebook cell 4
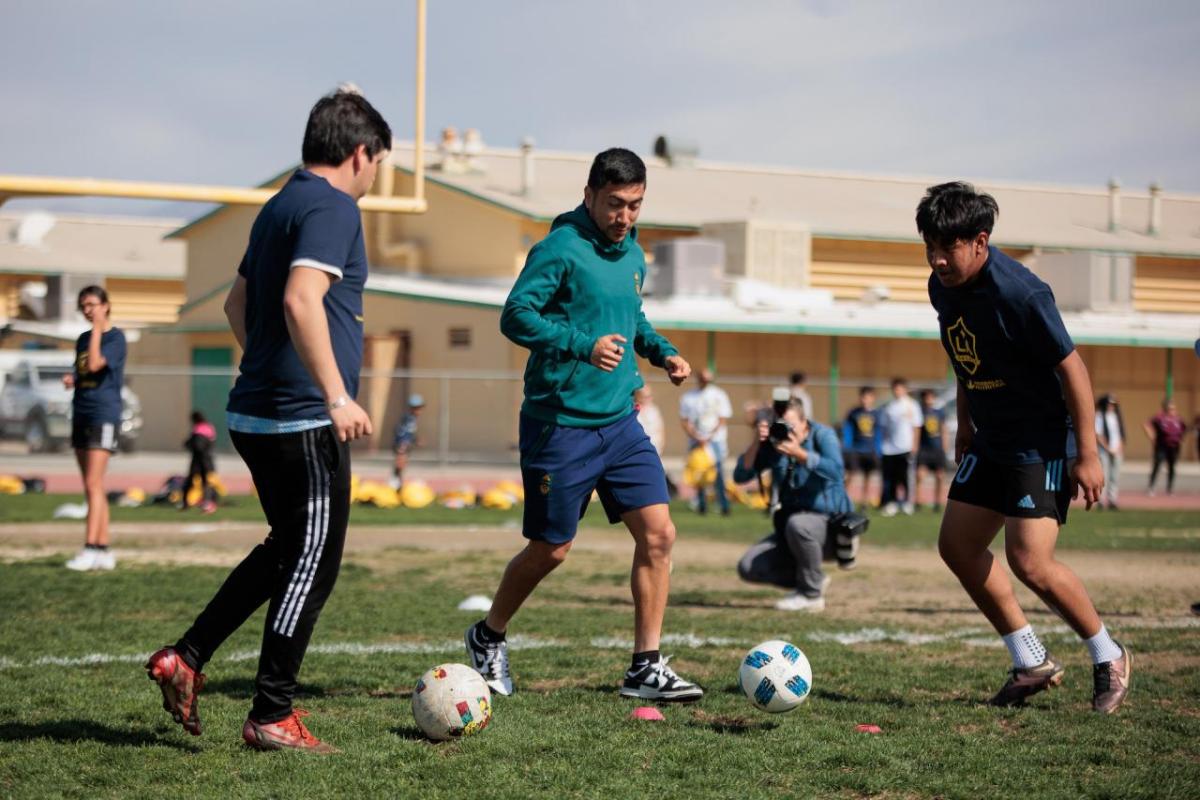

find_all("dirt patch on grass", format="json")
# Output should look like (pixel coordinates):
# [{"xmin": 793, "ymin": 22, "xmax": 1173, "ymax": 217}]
[{"xmin": 2, "ymin": 522, "xmax": 1197, "ymax": 629}]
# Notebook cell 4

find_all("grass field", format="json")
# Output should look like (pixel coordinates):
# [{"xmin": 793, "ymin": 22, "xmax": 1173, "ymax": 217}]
[{"xmin": 1, "ymin": 498, "xmax": 1198, "ymax": 798}]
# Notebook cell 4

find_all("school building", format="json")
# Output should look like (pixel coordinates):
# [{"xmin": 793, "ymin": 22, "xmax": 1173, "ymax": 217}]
[{"xmin": 136, "ymin": 141, "xmax": 1200, "ymax": 460}]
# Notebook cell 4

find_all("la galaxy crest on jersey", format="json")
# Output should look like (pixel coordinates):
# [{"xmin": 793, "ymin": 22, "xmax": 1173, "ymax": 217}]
[{"xmin": 946, "ymin": 317, "xmax": 980, "ymax": 375}]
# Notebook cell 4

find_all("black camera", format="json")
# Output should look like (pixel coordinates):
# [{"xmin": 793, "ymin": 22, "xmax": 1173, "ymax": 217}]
[{"xmin": 768, "ymin": 419, "xmax": 793, "ymax": 446}]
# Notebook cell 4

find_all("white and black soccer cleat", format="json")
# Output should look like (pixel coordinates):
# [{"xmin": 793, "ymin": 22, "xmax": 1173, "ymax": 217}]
[
  {"xmin": 619, "ymin": 655, "xmax": 704, "ymax": 702},
  {"xmin": 464, "ymin": 624, "xmax": 513, "ymax": 696}
]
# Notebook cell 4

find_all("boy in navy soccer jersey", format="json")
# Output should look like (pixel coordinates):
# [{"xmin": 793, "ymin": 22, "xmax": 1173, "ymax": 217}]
[
  {"xmin": 918, "ymin": 182, "xmax": 1130, "ymax": 714},
  {"xmin": 146, "ymin": 88, "xmax": 391, "ymax": 750},
  {"xmin": 916, "ymin": 389, "xmax": 947, "ymax": 510},
  {"xmin": 842, "ymin": 387, "xmax": 881, "ymax": 509}
]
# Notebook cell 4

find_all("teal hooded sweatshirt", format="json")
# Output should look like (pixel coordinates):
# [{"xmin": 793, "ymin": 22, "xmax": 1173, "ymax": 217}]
[{"xmin": 500, "ymin": 204, "xmax": 679, "ymax": 427}]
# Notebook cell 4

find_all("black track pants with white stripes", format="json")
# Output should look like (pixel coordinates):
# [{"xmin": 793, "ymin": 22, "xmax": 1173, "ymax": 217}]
[{"xmin": 176, "ymin": 426, "xmax": 350, "ymax": 723}]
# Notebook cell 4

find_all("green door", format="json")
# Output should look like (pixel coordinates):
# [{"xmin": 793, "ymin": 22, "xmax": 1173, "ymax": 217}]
[{"xmin": 191, "ymin": 347, "xmax": 234, "ymax": 451}]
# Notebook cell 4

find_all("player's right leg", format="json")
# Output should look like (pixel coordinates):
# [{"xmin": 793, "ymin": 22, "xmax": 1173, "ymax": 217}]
[
  {"xmin": 941, "ymin": 453, "xmax": 1066, "ymax": 706},
  {"xmin": 466, "ymin": 539, "xmax": 572, "ymax": 695},
  {"xmin": 466, "ymin": 415, "xmax": 599, "ymax": 695}
]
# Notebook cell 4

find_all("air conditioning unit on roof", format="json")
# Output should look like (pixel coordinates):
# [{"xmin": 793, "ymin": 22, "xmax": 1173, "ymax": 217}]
[
  {"xmin": 1034, "ymin": 251, "xmax": 1132, "ymax": 312},
  {"xmin": 651, "ymin": 238, "xmax": 725, "ymax": 297},
  {"xmin": 701, "ymin": 220, "xmax": 811, "ymax": 289}
]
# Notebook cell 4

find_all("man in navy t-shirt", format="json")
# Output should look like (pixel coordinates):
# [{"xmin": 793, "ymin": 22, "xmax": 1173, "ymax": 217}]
[
  {"xmin": 146, "ymin": 88, "xmax": 391, "ymax": 752},
  {"xmin": 919, "ymin": 181, "xmax": 1129, "ymax": 715}
]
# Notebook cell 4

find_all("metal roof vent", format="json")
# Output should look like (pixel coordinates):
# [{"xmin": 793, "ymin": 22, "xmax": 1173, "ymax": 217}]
[{"xmin": 653, "ymin": 135, "xmax": 699, "ymax": 168}]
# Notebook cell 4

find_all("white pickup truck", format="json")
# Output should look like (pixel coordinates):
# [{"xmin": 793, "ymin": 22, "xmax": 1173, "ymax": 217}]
[{"xmin": 0, "ymin": 358, "xmax": 142, "ymax": 452}]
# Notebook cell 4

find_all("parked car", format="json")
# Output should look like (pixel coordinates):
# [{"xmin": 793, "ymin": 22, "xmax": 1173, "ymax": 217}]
[{"xmin": 0, "ymin": 360, "xmax": 142, "ymax": 452}]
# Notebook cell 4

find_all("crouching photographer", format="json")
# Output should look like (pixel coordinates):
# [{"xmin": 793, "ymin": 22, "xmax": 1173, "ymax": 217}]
[{"xmin": 733, "ymin": 396, "xmax": 868, "ymax": 612}]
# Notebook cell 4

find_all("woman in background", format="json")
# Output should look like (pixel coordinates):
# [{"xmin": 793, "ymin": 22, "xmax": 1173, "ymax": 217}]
[
  {"xmin": 182, "ymin": 411, "xmax": 217, "ymax": 513},
  {"xmin": 1094, "ymin": 393, "xmax": 1124, "ymax": 510},
  {"xmin": 63, "ymin": 286, "xmax": 127, "ymax": 571}
]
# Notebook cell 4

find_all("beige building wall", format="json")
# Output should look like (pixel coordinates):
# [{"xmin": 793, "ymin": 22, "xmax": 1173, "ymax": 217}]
[
  {"xmin": 144, "ymin": 169, "xmax": 1197, "ymax": 462},
  {"xmin": 177, "ymin": 206, "xmax": 258, "ymax": 303},
  {"xmin": 371, "ymin": 173, "xmax": 524, "ymax": 278}
]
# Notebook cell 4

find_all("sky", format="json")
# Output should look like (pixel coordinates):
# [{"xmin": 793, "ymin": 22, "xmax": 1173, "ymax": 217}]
[{"xmin": 2, "ymin": 0, "xmax": 1198, "ymax": 219}]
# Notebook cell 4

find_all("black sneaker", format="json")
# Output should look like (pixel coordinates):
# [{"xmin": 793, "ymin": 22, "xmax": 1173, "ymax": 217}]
[
  {"xmin": 464, "ymin": 624, "xmax": 513, "ymax": 696},
  {"xmin": 619, "ymin": 656, "xmax": 703, "ymax": 702}
]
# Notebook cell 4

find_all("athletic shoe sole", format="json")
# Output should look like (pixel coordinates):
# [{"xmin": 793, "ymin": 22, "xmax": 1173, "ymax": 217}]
[{"xmin": 619, "ymin": 685, "xmax": 704, "ymax": 702}]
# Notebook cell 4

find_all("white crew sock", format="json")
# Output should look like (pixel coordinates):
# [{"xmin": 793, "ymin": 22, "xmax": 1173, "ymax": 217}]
[
  {"xmin": 1001, "ymin": 624, "xmax": 1047, "ymax": 669},
  {"xmin": 1084, "ymin": 625, "xmax": 1123, "ymax": 665}
]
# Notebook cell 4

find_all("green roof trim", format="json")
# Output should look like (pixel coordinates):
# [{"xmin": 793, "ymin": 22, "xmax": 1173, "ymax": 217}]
[
  {"xmin": 653, "ymin": 318, "xmax": 940, "ymax": 340},
  {"xmin": 145, "ymin": 323, "xmax": 232, "ymax": 334},
  {"xmin": 165, "ymin": 165, "xmax": 297, "ymax": 239},
  {"xmin": 364, "ymin": 285, "xmax": 502, "ymax": 311},
  {"xmin": 177, "ymin": 278, "xmax": 235, "ymax": 316}
]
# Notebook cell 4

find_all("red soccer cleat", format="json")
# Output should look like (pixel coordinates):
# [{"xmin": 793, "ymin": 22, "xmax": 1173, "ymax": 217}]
[
  {"xmin": 146, "ymin": 647, "xmax": 206, "ymax": 735},
  {"xmin": 242, "ymin": 709, "xmax": 339, "ymax": 754}
]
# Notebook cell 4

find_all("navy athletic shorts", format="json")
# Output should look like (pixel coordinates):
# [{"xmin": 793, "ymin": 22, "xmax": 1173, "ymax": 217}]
[
  {"xmin": 518, "ymin": 411, "xmax": 669, "ymax": 544},
  {"xmin": 71, "ymin": 419, "xmax": 119, "ymax": 453},
  {"xmin": 947, "ymin": 448, "xmax": 1073, "ymax": 523}
]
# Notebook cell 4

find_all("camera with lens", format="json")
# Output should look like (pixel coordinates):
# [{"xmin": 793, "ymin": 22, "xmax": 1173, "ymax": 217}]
[{"xmin": 768, "ymin": 419, "xmax": 793, "ymax": 447}]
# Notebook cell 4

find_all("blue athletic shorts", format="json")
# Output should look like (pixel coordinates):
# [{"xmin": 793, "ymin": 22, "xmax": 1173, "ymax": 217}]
[{"xmin": 519, "ymin": 411, "xmax": 670, "ymax": 544}]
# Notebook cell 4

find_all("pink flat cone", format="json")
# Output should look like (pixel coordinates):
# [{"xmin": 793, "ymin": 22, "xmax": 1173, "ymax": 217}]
[{"xmin": 630, "ymin": 706, "xmax": 665, "ymax": 721}]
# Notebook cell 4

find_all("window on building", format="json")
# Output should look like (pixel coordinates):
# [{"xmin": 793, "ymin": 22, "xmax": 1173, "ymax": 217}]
[{"xmin": 448, "ymin": 327, "xmax": 472, "ymax": 349}]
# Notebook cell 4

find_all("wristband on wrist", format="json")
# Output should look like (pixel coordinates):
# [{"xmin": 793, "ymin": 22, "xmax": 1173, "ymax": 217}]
[{"xmin": 327, "ymin": 395, "xmax": 349, "ymax": 411}]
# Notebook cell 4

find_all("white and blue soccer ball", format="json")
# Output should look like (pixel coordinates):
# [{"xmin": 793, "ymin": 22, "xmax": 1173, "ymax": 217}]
[{"xmin": 738, "ymin": 639, "xmax": 813, "ymax": 713}]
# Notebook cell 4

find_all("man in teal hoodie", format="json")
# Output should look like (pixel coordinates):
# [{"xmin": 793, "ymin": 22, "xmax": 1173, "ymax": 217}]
[{"xmin": 465, "ymin": 148, "xmax": 703, "ymax": 702}]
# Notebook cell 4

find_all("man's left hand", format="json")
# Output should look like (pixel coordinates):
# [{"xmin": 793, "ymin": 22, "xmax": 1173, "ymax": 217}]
[{"xmin": 664, "ymin": 355, "xmax": 691, "ymax": 386}]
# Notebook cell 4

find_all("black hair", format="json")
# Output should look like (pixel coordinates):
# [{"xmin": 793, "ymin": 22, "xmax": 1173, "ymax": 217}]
[
  {"xmin": 301, "ymin": 87, "xmax": 393, "ymax": 168},
  {"xmin": 859, "ymin": 386, "xmax": 875, "ymax": 397},
  {"xmin": 790, "ymin": 372, "xmax": 806, "ymax": 384},
  {"xmin": 891, "ymin": 377, "xmax": 907, "ymax": 389},
  {"xmin": 920, "ymin": 388, "xmax": 936, "ymax": 400},
  {"xmin": 77, "ymin": 285, "xmax": 108, "ymax": 310},
  {"xmin": 587, "ymin": 148, "xmax": 646, "ymax": 190},
  {"xmin": 191, "ymin": 411, "xmax": 206, "ymax": 424},
  {"xmin": 915, "ymin": 181, "xmax": 999, "ymax": 247}
]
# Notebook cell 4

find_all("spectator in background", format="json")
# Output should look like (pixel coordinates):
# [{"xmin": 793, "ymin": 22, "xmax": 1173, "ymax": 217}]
[
  {"xmin": 182, "ymin": 411, "xmax": 217, "ymax": 513},
  {"xmin": 916, "ymin": 389, "xmax": 948, "ymax": 511},
  {"xmin": 680, "ymin": 368, "xmax": 732, "ymax": 515},
  {"xmin": 1145, "ymin": 398, "xmax": 1186, "ymax": 496},
  {"xmin": 842, "ymin": 387, "xmax": 881, "ymax": 510},
  {"xmin": 789, "ymin": 371, "xmax": 814, "ymax": 422},
  {"xmin": 392, "ymin": 394, "xmax": 425, "ymax": 490},
  {"xmin": 635, "ymin": 386, "xmax": 664, "ymax": 454},
  {"xmin": 63, "ymin": 285, "xmax": 126, "ymax": 572},
  {"xmin": 878, "ymin": 378, "xmax": 922, "ymax": 516},
  {"xmin": 1194, "ymin": 412, "xmax": 1200, "ymax": 463},
  {"xmin": 1094, "ymin": 394, "xmax": 1124, "ymax": 510},
  {"xmin": 636, "ymin": 385, "xmax": 677, "ymax": 497}
]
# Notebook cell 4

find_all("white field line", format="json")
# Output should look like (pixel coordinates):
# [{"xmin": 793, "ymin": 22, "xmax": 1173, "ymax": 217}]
[{"xmin": 3, "ymin": 619, "xmax": 1196, "ymax": 671}]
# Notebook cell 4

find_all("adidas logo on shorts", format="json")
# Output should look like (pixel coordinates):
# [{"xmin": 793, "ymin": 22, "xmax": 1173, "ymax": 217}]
[{"xmin": 1016, "ymin": 494, "xmax": 1036, "ymax": 510}]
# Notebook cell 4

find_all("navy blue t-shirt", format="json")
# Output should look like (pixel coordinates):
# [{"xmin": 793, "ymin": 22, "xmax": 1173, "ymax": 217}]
[
  {"xmin": 919, "ymin": 406, "xmax": 945, "ymax": 453},
  {"xmin": 227, "ymin": 170, "xmax": 367, "ymax": 421},
  {"xmin": 73, "ymin": 328, "xmax": 126, "ymax": 424},
  {"xmin": 929, "ymin": 247, "xmax": 1076, "ymax": 464},
  {"xmin": 842, "ymin": 406, "xmax": 880, "ymax": 454}
]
